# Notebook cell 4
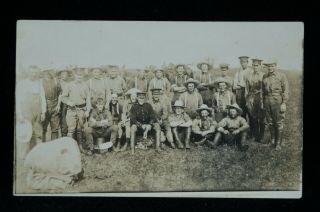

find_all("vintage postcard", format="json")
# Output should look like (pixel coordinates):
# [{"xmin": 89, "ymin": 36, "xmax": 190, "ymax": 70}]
[{"xmin": 14, "ymin": 21, "xmax": 303, "ymax": 198}]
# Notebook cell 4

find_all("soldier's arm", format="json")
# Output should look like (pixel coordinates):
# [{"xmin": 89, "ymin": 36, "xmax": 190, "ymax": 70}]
[
  {"xmin": 88, "ymin": 111, "xmax": 101, "ymax": 128},
  {"xmin": 165, "ymin": 78, "xmax": 171, "ymax": 94},
  {"xmin": 198, "ymin": 93, "xmax": 203, "ymax": 107},
  {"xmin": 281, "ymin": 73, "xmax": 289, "ymax": 104},
  {"xmin": 130, "ymin": 105, "xmax": 138, "ymax": 125},
  {"xmin": 192, "ymin": 119, "xmax": 202, "ymax": 135},
  {"xmin": 238, "ymin": 117, "xmax": 250, "ymax": 132},
  {"xmin": 61, "ymin": 83, "xmax": 71, "ymax": 105},
  {"xmin": 105, "ymin": 110, "xmax": 114, "ymax": 127},
  {"xmin": 121, "ymin": 78, "xmax": 127, "ymax": 93},
  {"xmin": 85, "ymin": 85, "xmax": 92, "ymax": 112},
  {"xmin": 207, "ymin": 119, "xmax": 217, "ymax": 133},
  {"xmin": 217, "ymin": 118, "xmax": 227, "ymax": 132},
  {"xmin": 40, "ymin": 80, "xmax": 47, "ymax": 114},
  {"xmin": 231, "ymin": 92, "xmax": 237, "ymax": 104}
]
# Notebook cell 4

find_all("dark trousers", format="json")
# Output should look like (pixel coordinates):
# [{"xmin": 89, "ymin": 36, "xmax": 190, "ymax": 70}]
[
  {"xmin": 60, "ymin": 103, "xmax": 68, "ymax": 136},
  {"xmin": 84, "ymin": 125, "xmax": 118, "ymax": 150},
  {"xmin": 42, "ymin": 107, "xmax": 60, "ymax": 142},
  {"xmin": 214, "ymin": 131, "xmax": 247, "ymax": 146},
  {"xmin": 234, "ymin": 87, "xmax": 248, "ymax": 119}
]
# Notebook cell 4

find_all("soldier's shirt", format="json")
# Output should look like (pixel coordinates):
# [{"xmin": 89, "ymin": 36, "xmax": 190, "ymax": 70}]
[
  {"xmin": 149, "ymin": 100, "xmax": 168, "ymax": 120},
  {"xmin": 179, "ymin": 91, "xmax": 203, "ymax": 112},
  {"xmin": 192, "ymin": 117, "xmax": 217, "ymax": 134},
  {"xmin": 196, "ymin": 71, "xmax": 214, "ymax": 84},
  {"xmin": 262, "ymin": 71, "xmax": 289, "ymax": 104},
  {"xmin": 88, "ymin": 108, "xmax": 113, "ymax": 134},
  {"xmin": 42, "ymin": 78, "xmax": 62, "ymax": 110},
  {"xmin": 106, "ymin": 76, "xmax": 127, "ymax": 95},
  {"xmin": 148, "ymin": 77, "xmax": 171, "ymax": 95},
  {"xmin": 59, "ymin": 79, "xmax": 69, "ymax": 93},
  {"xmin": 168, "ymin": 112, "xmax": 191, "ymax": 125},
  {"xmin": 170, "ymin": 74, "xmax": 188, "ymax": 88},
  {"xmin": 16, "ymin": 79, "xmax": 47, "ymax": 114},
  {"xmin": 128, "ymin": 76, "xmax": 149, "ymax": 92},
  {"xmin": 245, "ymin": 70, "xmax": 264, "ymax": 95},
  {"xmin": 218, "ymin": 116, "xmax": 249, "ymax": 131},
  {"xmin": 62, "ymin": 81, "xmax": 90, "ymax": 106},
  {"xmin": 233, "ymin": 67, "xmax": 251, "ymax": 90},
  {"xmin": 86, "ymin": 78, "xmax": 109, "ymax": 101},
  {"xmin": 130, "ymin": 102, "xmax": 157, "ymax": 125},
  {"xmin": 212, "ymin": 91, "xmax": 236, "ymax": 112}
]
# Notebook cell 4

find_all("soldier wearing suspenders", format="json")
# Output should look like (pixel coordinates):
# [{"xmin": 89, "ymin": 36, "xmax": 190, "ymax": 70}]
[
  {"xmin": 170, "ymin": 64, "xmax": 189, "ymax": 105},
  {"xmin": 195, "ymin": 62, "xmax": 215, "ymax": 107}
]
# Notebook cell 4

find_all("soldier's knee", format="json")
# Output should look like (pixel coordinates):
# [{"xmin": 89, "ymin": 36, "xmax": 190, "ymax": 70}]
[
  {"xmin": 131, "ymin": 125, "xmax": 137, "ymax": 132},
  {"xmin": 84, "ymin": 127, "xmax": 93, "ymax": 134},
  {"xmin": 153, "ymin": 123, "xmax": 161, "ymax": 131},
  {"xmin": 111, "ymin": 125, "xmax": 119, "ymax": 132}
]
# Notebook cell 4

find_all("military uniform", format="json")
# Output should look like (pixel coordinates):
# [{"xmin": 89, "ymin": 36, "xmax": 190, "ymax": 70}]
[
  {"xmin": 212, "ymin": 90, "xmax": 236, "ymax": 122},
  {"xmin": 59, "ymin": 78, "xmax": 70, "ymax": 136},
  {"xmin": 168, "ymin": 100, "xmax": 193, "ymax": 149},
  {"xmin": 245, "ymin": 59, "xmax": 265, "ymax": 142},
  {"xmin": 262, "ymin": 65, "xmax": 289, "ymax": 149},
  {"xmin": 130, "ymin": 98, "xmax": 161, "ymax": 153},
  {"xmin": 170, "ymin": 72, "xmax": 189, "ymax": 104},
  {"xmin": 84, "ymin": 107, "xmax": 118, "ymax": 153},
  {"xmin": 61, "ymin": 79, "xmax": 91, "ymax": 148},
  {"xmin": 42, "ymin": 75, "xmax": 62, "ymax": 142},
  {"xmin": 192, "ymin": 116, "xmax": 217, "ymax": 144},
  {"xmin": 233, "ymin": 67, "xmax": 251, "ymax": 119},
  {"xmin": 211, "ymin": 104, "xmax": 249, "ymax": 151}
]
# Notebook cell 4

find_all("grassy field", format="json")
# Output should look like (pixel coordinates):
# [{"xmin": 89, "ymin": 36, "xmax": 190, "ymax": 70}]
[{"xmin": 15, "ymin": 69, "xmax": 303, "ymax": 193}]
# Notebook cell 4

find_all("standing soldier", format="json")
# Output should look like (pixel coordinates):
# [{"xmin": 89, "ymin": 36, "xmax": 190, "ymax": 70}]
[
  {"xmin": 262, "ymin": 61, "xmax": 289, "ymax": 150},
  {"xmin": 61, "ymin": 68, "xmax": 91, "ymax": 151},
  {"xmin": 16, "ymin": 65, "xmax": 46, "ymax": 157},
  {"xmin": 41, "ymin": 68, "xmax": 62, "ymax": 142},
  {"xmin": 192, "ymin": 104, "xmax": 217, "ymax": 146},
  {"xmin": 218, "ymin": 64, "xmax": 233, "ymax": 87},
  {"xmin": 179, "ymin": 78, "xmax": 203, "ymax": 119},
  {"xmin": 195, "ymin": 62, "xmax": 215, "ymax": 107},
  {"xmin": 245, "ymin": 58, "xmax": 265, "ymax": 143},
  {"xmin": 210, "ymin": 103, "xmax": 249, "ymax": 152},
  {"xmin": 148, "ymin": 68, "xmax": 171, "ymax": 103},
  {"xmin": 170, "ymin": 64, "xmax": 189, "ymax": 105},
  {"xmin": 127, "ymin": 69, "xmax": 149, "ymax": 93},
  {"xmin": 233, "ymin": 56, "xmax": 251, "ymax": 119},
  {"xmin": 168, "ymin": 100, "xmax": 193, "ymax": 149},
  {"xmin": 149, "ymin": 88, "xmax": 176, "ymax": 149},
  {"xmin": 105, "ymin": 65, "xmax": 127, "ymax": 104},
  {"xmin": 57, "ymin": 69, "xmax": 72, "ymax": 137},
  {"xmin": 212, "ymin": 77, "xmax": 237, "ymax": 122},
  {"xmin": 86, "ymin": 67, "xmax": 110, "ymax": 108},
  {"xmin": 130, "ymin": 91, "xmax": 161, "ymax": 154}
]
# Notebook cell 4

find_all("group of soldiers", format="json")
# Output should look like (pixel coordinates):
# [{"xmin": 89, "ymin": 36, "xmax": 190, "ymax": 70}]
[{"xmin": 16, "ymin": 56, "xmax": 289, "ymax": 157}]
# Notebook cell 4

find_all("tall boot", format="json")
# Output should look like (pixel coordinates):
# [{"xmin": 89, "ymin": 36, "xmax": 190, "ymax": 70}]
[
  {"xmin": 269, "ymin": 126, "xmax": 276, "ymax": 147},
  {"xmin": 185, "ymin": 127, "xmax": 191, "ymax": 149},
  {"xmin": 237, "ymin": 132, "xmax": 249, "ymax": 152},
  {"xmin": 130, "ymin": 132, "xmax": 136, "ymax": 154},
  {"xmin": 76, "ymin": 131, "xmax": 85, "ymax": 154},
  {"xmin": 120, "ymin": 137, "xmax": 129, "ymax": 151},
  {"xmin": 155, "ymin": 128, "xmax": 162, "ymax": 153},
  {"xmin": 172, "ymin": 128, "xmax": 184, "ymax": 149},
  {"xmin": 275, "ymin": 128, "xmax": 283, "ymax": 150},
  {"xmin": 42, "ymin": 131, "xmax": 47, "ymax": 143},
  {"xmin": 51, "ymin": 131, "xmax": 59, "ymax": 141}
]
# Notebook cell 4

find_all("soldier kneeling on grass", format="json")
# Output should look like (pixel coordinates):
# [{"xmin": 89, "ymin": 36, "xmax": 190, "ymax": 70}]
[
  {"xmin": 192, "ymin": 104, "xmax": 218, "ymax": 146},
  {"xmin": 84, "ymin": 98, "xmax": 118, "ymax": 155},
  {"xmin": 168, "ymin": 100, "xmax": 193, "ymax": 149},
  {"xmin": 209, "ymin": 103, "xmax": 249, "ymax": 152}
]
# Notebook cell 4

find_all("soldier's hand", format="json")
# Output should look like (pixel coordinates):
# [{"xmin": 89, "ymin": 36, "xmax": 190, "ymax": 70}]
[
  {"xmin": 280, "ymin": 103, "xmax": 286, "ymax": 112},
  {"xmin": 232, "ymin": 129, "xmax": 240, "ymax": 135},
  {"xmin": 224, "ymin": 130, "xmax": 229, "ymax": 135}
]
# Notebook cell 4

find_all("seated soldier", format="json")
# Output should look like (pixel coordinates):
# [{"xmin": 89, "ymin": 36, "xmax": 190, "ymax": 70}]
[
  {"xmin": 130, "ymin": 91, "xmax": 162, "ymax": 154},
  {"xmin": 149, "ymin": 88, "xmax": 175, "ymax": 149},
  {"xmin": 107, "ymin": 93, "xmax": 124, "ymax": 152},
  {"xmin": 168, "ymin": 100, "xmax": 193, "ymax": 149},
  {"xmin": 211, "ymin": 77, "xmax": 236, "ymax": 122},
  {"xmin": 84, "ymin": 98, "xmax": 118, "ymax": 155},
  {"xmin": 209, "ymin": 103, "xmax": 249, "ymax": 152},
  {"xmin": 192, "ymin": 104, "xmax": 217, "ymax": 146}
]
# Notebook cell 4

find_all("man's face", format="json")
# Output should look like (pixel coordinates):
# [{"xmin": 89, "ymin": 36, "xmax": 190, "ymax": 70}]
[
  {"xmin": 138, "ymin": 70, "xmax": 145, "ymax": 78},
  {"xmin": 218, "ymin": 82, "xmax": 227, "ymax": 92},
  {"xmin": 137, "ymin": 95, "xmax": 146, "ymax": 104},
  {"xmin": 155, "ymin": 71, "xmax": 163, "ymax": 79},
  {"xmin": 187, "ymin": 83, "xmax": 195, "ymax": 92},
  {"xmin": 252, "ymin": 63, "xmax": 259, "ymax": 71},
  {"xmin": 96, "ymin": 104, "xmax": 104, "ymax": 112},
  {"xmin": 240, "ymin": 60, "xmax": 248, "ymax": 69},
  {"xmin": 92, "ymin": 69, "xmax": 101, "ymax": 79},
  {"xmin": 130, "ymin": 93, "xmax": 137, "ymax": 102},
  {"xmin": 201, "ymin": 110, "xmax": 209, "ymax": 118},
  {"xmin": 201, "ymin": 64, "xmax": 209, "ymax": 72},
  {"xmin": 175, "ymin": 107, "xmax": 184, "ymax": 115},
  {"xmin": 152, "ymin": 94, "xmax": 160, "ymax": 101},
  {"xmin": 109, "ymin": 68, "xmax": 118, "ymax": 78},
  {"xmin": 75, "ymin": 73, "xmax": 83, "ymax": 82},
  {"xmin": 229, "ymin": 109, "xmax": 238, "ymax": 118},
  {"xmin": 60, "ymin": 72, "xmax": 69, "ymax": 80},
  {"xmin": 177, "ymin": 66, "xmax": 184, "ymax": 75},
  {"xmin": 111, "ymin": 95, "xmax": 118, "ymax": 104},
  {"xmin": 221, "ymin": 67, "xmax": 228, "ymax": 72},
  {"xmin": 268, "ymin": 64, "xmax": 276, "ymax": 73}
]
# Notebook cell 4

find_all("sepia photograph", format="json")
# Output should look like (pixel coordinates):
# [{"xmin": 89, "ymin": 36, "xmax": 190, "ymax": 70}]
[{"xmin": 14, "ymin": 21, "xmax": 303, "ymax": 197}]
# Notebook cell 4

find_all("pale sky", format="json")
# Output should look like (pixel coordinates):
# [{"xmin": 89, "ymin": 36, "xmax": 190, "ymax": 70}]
[{"xmin": 16, "ymin": 21, "xmax": 303, "ymax": 72}]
